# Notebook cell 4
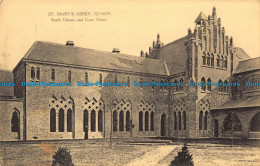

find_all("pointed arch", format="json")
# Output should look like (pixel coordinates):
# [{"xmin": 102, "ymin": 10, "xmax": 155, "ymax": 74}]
[
  {"xmin": 31, "ymin": 67, "xmax": 35, "ymax": 79},
  {"xmin": 11, "ymin": 111, "xmax": 19, "ymax": 132},
  {"xmin": 119, "ymin": 111, "xmax": 124, "ymax": 131},
  {"xmin": 91, "ymin": 110, "xmax": 96, "ymax": 131},
  {"xmin": 201, "ymin": 77, "xmax": 206, "ymax": 91},
  {"xmin": 223, "ymin": 113, "xmax": 242, "ymax": 131},
  {"xmin": 126, "ymin": 111, "xmax": 130, "ymax": 131},
  {"xmin": 50, "ymin": 108, "xmax": 56, "ymax": 132},
  {"xmin": 67, "ymin": 109, "xmax": 72, "ymax": 132},
  {"xmin": 207, "ymin": 78, "xmax": 211, "ymax": 92},
  {"xmin": 59, "ymin": 109, "xmax": 64, "ymax": 132},
  {"xmin": 98, "ymin": 110, "xmax": 103, "ymax": 132},
  {"xmin": 250, "ymin": 112, "xmax": 260, "ymax": 131}
]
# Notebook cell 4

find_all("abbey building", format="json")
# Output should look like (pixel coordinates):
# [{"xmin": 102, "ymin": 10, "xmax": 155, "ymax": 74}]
[{"xmin": 0, "ymin": 7, "xmax": 259, "ymax": 141}]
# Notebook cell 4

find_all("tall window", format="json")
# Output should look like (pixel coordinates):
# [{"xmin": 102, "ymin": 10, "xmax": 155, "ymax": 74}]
[
  {"xmin": 223, "ymin": 80, "xmax": 228, "ymax": 92},
  {"xmin": 183, "ymin": 111, "xmax": 186, "ymax": 130},
  {"xmin": 178, "ymin": 111, "xmax": 181, "ymax": 130},
  {"xmin": 126, "ymin": 111, "xmax": 130, "ymax": 131},
  {"xmin": 217, "ymin": 55, "xmax": 220, "ymax": 67},
  {"xmin": 201, "ymin": 77, "xmax": 206, "ymax": 91},
  {"xmin": 11, "ymin": 111, "xmax": 19, "ymax": 132},
  {"xmin": 85, "ymin": 72, "xmax": 88, "ymax": 83},
  {"xmin": 202, "ymin": 53, "xmax": 206, "ymax": 65},
  {"xmin": 127, "ymin": 76, "xmax": 130, "ymax": 87},
  {"xmin": 31, "ymin": 67, "xmax": 35, "ymax": 80},
  {"xmin": 50, "ymin": 109, "xmax": 56, "ymax": 132},
  {"xmin": 206, "ymin": 53, "xmax": 210, "ymax": 66},
  {"xmin": 145, "ymin": 111, "xmax": 149, "ymax": 131},
  {"xmin": 67, "ymin": 109, "xmax": 72, "ymax": 132},
  {"xmin": 199, "ymin": 111, "xmax": 203, "ymax": 130},
  {"xmin": 204, "ymin": 37, "xmax": 207, "ymax": 51},
  {"xmin": 119, "ymin": 111, "xmax": 124, "ymax": 131},
  {"xmin": 207, "ymin": 78, "xmax": 211, "ymax": 92},
  {"xmin": 211, "ymin": 54, "xmax": 214, "ymax": 67},
  {"xmin": 99, "ymin": 74, "xmax": 102, "ymax": 83},
  {"xmin": 36, "ymin": 67, "xmax": 40, "ymax": 80},
  {"xmin": 68, "ymin": 71, "xmax": 71, "ymax": 83},
  {"xmin": 224, "ymin": 56, "xmax": 227, "ymax": 68},
  {"xmin": 91, "ymin": 110, "xmax": 96, "ymax": 132},
  {"xmin": 59, "ymin": 109, "xmax": 64, "ymax": 132},
  {"xmin": 98, "ymin": 110, "xmax": 103, "ymax": 132},
  {"xmin": 204, "ymin": 111, "xmax": 208, "ymax": 130},
  {"xmin": 174, "ymin": 112, "xmax": 177, "ymax": 130},
  {"xmin": 221, "ymin": 56, "xmax": 224, "ymax": 68},
  {"xmin": 83, "ymin": 110, "xmax": 88, "ymax": 132},
  {"xmin": 139, "ymin": 111, "xmax": 143, "ymax": 131},
  {"xmin": 113, "ymin": 110, "xmax": 117, "ymax": 132},
  {"xmin": 218, "ymin": 80, "xmax": 223, "ymax": 92},
  {"xmin": 151, "ymin": 112, "xmax": 154, "ymax": 131},
  {"xmin": 51, "ymin": 69, "xmax": 55, "ymax": 81}
]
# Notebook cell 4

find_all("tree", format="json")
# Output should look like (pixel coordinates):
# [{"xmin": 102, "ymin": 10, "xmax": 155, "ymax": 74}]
[
  {"xmin": 170, "ymin": 143, "xmax": 194, "ymax": 166},
  {"xmin": 52, "ymin": 147, "xmax": 74, "ymax": 166}
]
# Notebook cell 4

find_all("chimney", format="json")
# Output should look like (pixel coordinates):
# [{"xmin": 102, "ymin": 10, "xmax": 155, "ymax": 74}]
[
  {"xmin": 112, "ymin": 48, "xmax": 120, "ymax": 53},
  {"xmin": 66, "ymin": 41, "xmax": 74, "ymax": 46}
]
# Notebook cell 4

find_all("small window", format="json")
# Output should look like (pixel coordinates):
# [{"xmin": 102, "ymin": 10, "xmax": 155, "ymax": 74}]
[
  {"xmin": 85, "ymin": 72, "xmax": 88, "ymax": 83},
  {"xmin": 207, "ymin": 78, "xmax": 211, "ymax": 92},
  {"xmin": 224, "ymin": 56, "xmax": 227, "ymax": 68},
  {"xmin": 127, "ymin": 76, "xmax": 130, "ymax": 87},
  {"xmin": 202, "ymin": 53, "xmax": 206, "ymax": 65},
  {"xmin": 201, "ymin": 77, "xmax": 206, "ymax": 91},
  {"xmin": 211, "ymin": 54, "xmax": 214, "ymax": 67},
  {"xmin": 68, "ymin": 71, "xmax": 71, "ymax": 83},
  {"xmin": 113, "ymin": 110, "xmax": 117, "ymax": 132},
  {"xmin": 99, "ymin": 74, "xmax": 102, "ymax": 83},
  {"xmin": 115, "ymin": 74, "xmax": 117, "ymax": 83},
  {"xmin": 217, "ymin": 55, "xmax": 220, "ymax": 67},
  {"xmin": 218, "ymin": 80, "xmax": 223, "ymax": 92},
  {"xmin": 36, "ymin": 67, "xmax": 40, "ymax": 80},
  {"xmin": 221, "ymin": 56, "xmax": 224, "ymax": 68},
  {"xmin": 51, "ymin": 69, "xmax": 55, "ymax": 81},
  {"xmin": 139, "ymin": 111, "xmax": 143, "ymax": 131},
  {"xmin": 206, "ymin": 53, "xmax": 210, "ymax": 66},
  {"xmin": 119, "ymin": 111, "xmax": 124, "ymax": 131},
  {"xmin": 31, "ymin": 67, "xmax": 35, "ymax": 80}
]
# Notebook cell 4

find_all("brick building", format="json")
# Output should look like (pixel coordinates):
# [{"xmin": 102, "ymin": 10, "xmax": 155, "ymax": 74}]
[{"xmin": 0, "ymin": 7, "xmax": 259, "ymax": 141}]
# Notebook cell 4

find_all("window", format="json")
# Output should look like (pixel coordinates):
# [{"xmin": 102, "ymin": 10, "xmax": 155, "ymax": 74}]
[
  {"xmin": 202, "ymin": 53, "xmax": 206, "ymax": 65},
  {"xmin": 139, "ymin": 111, "xmax": 143, "ymax": 131},
  {"xmin": 50, "ymin": 109, "xmax": 56, "ymax": 132},
  {"xmin": 145, "ymin": 111, "xmax": 149, "ymax": 131},
  {"xmin": 36, "ymin": 67, "xmax": 40, "ymax": 80},
  {"xmin": 67, "ymin": 109, "xmax": 72, "ymax": 132},
  {"xmin": 85, "ymin": 72, "xmax": 88, "ymax": 83},
  {"xmin": 11, "ymin": 111, "xmax": 19, "ymax": 132},
  {"xmin": 119, "ymin": 111, "xmax": 124, "ymax": 131},
  {"xmin": 223, "ymin": 80, "xmax": 228, "ymax": 92},
  {"xmin": 51, "ymin": 69, "xmax": 55, "ymax": 81},
  {"xmin": 115, "ymin": 74, "xmax": 117, "ymax": 83},
  {"xmin": 31, "ymin": 67, "xmax": 35, "ymax": 80},
  {"xmin": 178, "ymin": 111, "xmax": 181, "ymax": 130},
  {"xmin": 201, "ymin": 77, "xmax": 206, "ymax": 91},
  {"xmin": 127, "ymin": 76, "xmax": 130, "ymax": 87},
  {"xmin": 199, "ymin": 111, "xmax": 203, "ymax": 130},
  {"xmin": 211, "ymin": 54, "xmax": 214, "ymax": 67},
  {"xmin": 152, "ymin": 80, "xmax": 155, "ymax": 91},
  {"xmin": 204, "ymin": 37, "xmax": 207, "ymax": 51},
  {"xmin": 68, "ymin": 71, "xmax": 71, "ymax": 83},
  {"xmin": 126, "ymin": 111, "xmax": 130, "ymax": 131},
  {"xmin": 59, "ymin": 109, "xmax": 64, "ymax": 132},
  {"xmin": 221, "ymin": 56, "xmax": 224, "ymax": 68},
  {"xmin": 217, "ymin": 55, "xmax": 220, "ymax": 67},
  {"xmin": 91, "ymin": 110, "xmax": 96, "ymax": 131},
  {"xmin": 218, "ymin": 80, "xmax": 223, "ymax": 92},
  {"xmin": 174, "ymin": 112, "xmax": 177, "ymax": 130},
  {"xmin": 98, "ymin": 110, "xmax": 103, "ymax": 132},
  {"xmin": 150, "ymin": 112, "xmax": 154, "ymax": 131},
  {"xmin": 99, "ymin": 74, "xmax": 102, "ymax": 83},
  {"xmin": 206, "ymin": 53, "xmax": 210, "ymax": 66},
  {"xmin": 207, "ymin": 78, "xmax": 211, "ymax": 92},
  {"xmin": 204, "ymin": 111, "xmax": 208, "ymax": 130},
  {"xmin": 179, "ymin": 79, "xmax": 184, "ymax": 91},
  {"xmin": 183, "ymin": 111, "xmax": 186, "ymax": 130},
  {"xmin": 83, "ymin": 110, "xmax": 88, "ymax": 132},
  {"xmin": 113, "ymin": 110, "xmax": 117, "ymax": 132},
  {"xmin": 224, "ymin": 56, "xmax": 227, "ymax": 68}
]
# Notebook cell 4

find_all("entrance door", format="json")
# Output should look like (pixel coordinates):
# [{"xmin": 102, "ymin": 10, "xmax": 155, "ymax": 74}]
[
  {"xmin": 161, "ymin": 114, "xmax": 166, "ymax": 136},
  {"xmin": 214, "ymin": 119, "xmax": 219, "ymax": 137}
]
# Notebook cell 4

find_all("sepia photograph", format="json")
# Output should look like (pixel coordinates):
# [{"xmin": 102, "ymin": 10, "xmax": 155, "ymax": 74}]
[{"xmin": 0, "ymin": 0, "xmax": 259, "ymax": 165}]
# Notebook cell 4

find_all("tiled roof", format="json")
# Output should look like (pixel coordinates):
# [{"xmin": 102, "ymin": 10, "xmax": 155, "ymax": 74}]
[
  {"xmin": 0, "ymin": 70, "xmax": 14, "ymax": 97},
  {"xmin": 157, "ymin": 36, "xmax": 187, "ymax": 75},
  {"xmin": 23, "ymin": 41, "xmax": 169, "ymax": 76},
  {"xmin": 234, "ymin": 57, "xmax": 260, "ymax": 74}
]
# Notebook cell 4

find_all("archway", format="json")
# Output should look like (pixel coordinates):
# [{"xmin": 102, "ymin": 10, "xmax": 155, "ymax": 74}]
[
  {"xmin": 161, "ymin": 114, "xmax": 166, "ymax": 136},
  {"xmin": 249, "ymin": 112, "xmax": 260, "ymax": 138}
]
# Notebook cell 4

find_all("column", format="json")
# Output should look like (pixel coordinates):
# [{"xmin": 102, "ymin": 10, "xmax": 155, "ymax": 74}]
[
  {"xmin": 64, "ymin": 110, "xmax": 67, "ymax": 132},
  {"xmin": 96, "ymin": 112, "xmax": 98, "ymax": 132},
  {"xmin": 56, "ymin": 112, "xmax": 59, "ymax": 132}
]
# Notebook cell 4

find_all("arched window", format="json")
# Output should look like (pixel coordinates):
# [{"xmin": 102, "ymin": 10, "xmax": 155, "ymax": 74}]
[
  {"xmin": 183, "ymin": 111, "xmax": 186, "ymax": 130},
  {"xmin": 145, "ymin": 111, "xmax": 149, "ymax": 131},
  {"xmin": 211, "ymin": 54, "xmax": 214, "ymax": 66},
  {"xmin": 206, "ymin": 53, "xmax": 210, "ymax": 66},
  {"xmin": 223, "ymin": 113, "xmax": 242, "ymax": 131},
  {"xmin": 113, "ymin": 110, "xmax": 117, "ymax": 132},
  {"xmin": 218, "ymin": 80, "xmax": 223, "ymax": 92},
  {"xmin": 174, "ymin": 80, "xmax": 178, "ymax": 92},
  {"xmin": 127, "ymin": 76, "xmax": 130, "ymax": 87},
  {"xmin": 221, "ymin": 56, "xmax": 224, "ymax": 68},
  {"xmin": 31, "ymin": 67, "xmax": 35, "ymax": 80},
  {"xmin": 85, "ymin": 72, "xmax": 88, "ymax": 83},
  {"xmin": 150, "ymin": 112, "xmax": 154, "ymax": 131},
  {"xmin": 36, "ymin": 67, "xmax": 40, "ymax": 80},
  {"xmin": 98, "ymin": 110, "xmax": 103, "ymax": 132},
  {"xmin": 91, "ymin": 110, "xmax": 96, "ymax": 132},
  {"xmin": 139, "ymin": 111, "xmax": 143, "ymax": 131},
  {"xmin": 174, "ymin": 112, "xmax": 177, "ymax": 130},
  {"xmin": 207, "ymin": 78, "xmax": 211, "ymax": 92},
  {"xmin": 83, "ymin": 110, "xmax": 88, "ymax": 132},
  {"xmin": 217, "ymin": 55, "xmax": 220, "ymax": 67},
  {"xmin": 201, "ymin": 77, "xmax": 206, "ymax": 91},
  {"xmin": 126, "ymin": 111, "xmax": 130, "ymax": 131},
  {"xmin": 59, "ymin": 109, "xmax": 64, "ymax": 132},
  {"xmin": 178, "ymin": 111, "xmax": 181, "ymax": 130},
  {"xmin": 250, "ymin": 113, "xmax": 260, "ymax": 131},
  {"xmin": 50, "ymin": 109, "xmax": 56, "ymax": 132},
  {"xmin": 68, "ymin": 71, "xmax": 71, "ymax": 83},
  {"xmin": 199, "ymin": 111, "xmax": 203, "ymax": 130},
  {"xmin": 179, "ymin": 79, "xmax": 184, "ymax": 91},
  {"xmin": 67, "ymin": 109, "xmax": 72, "ymax": 132},
  {"xmin": 223, "ymin": 80, "xmax": 228, "ymax": 92},
  {"xmin": 11, "ymin": 111, "xmax": 19, "ymax": 132},
  {"xmin": 202, "ymin": 52, "xmax": 206, "ymax": 65},
  {"xmin": 51, "ymin": 69, "xmax": 55, "ymax": 81},
  {"xmin": 204, "ymin": 111, "xmax": 208, "ymax": 130},
  {"xmin": 119, "ymin": 111, "xmax": 124, "ymax": 131},
  {"xmin": 224, "ymin": 56, "xmax": 227, "ymax": 68},
  {"xmin": 204, "ymin": 37, "xmax": 207, "ymax": 51},
  {"xmin": 99, "ymin": 74, "xmax": 102, "ymax": 83},
  {"xmin": 115, "ymin": 74, "xmax": 117, "ymax": 83}
]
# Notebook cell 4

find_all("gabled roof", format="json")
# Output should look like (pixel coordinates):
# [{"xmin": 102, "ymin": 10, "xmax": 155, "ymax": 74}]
[
  {"xmin": 194, "ymin": 11, "xmax": 207, "ymax": 24},
  {"xmin": 234, "ymin": 57, "xmax": 260, "ymax": 74},
  {"xmin": 234, "ymin": 47, "xmax": 251, "ymax": 60},
  {"xmin": 22, "ymin": 41, "xmax": 169, "ymax": 76}
]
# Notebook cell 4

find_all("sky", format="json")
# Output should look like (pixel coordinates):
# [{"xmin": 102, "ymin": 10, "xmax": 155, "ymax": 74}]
[{"xmin": 0, "ymin": 0, "xmax": 259, "ymax": 70}]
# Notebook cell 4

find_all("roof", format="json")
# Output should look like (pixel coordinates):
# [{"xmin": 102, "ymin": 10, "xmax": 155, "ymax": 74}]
[
  {"xmin": 194, "ymin": 11, "xmax": 207, "ymax": 24},
  {"xmin": 234, "ymin": 57, "xmax": 260, "ymax": 74},
  {"xmin": 234, "ymin": 47, "xmax": 251, "ymax": 60},
  {"xmin": 211, "ymin": 95, "xmax": 260, "ymax": 110},
  {"xmin": 156, "ymin": 36, "xmax": 187, "ymax": 75},
  {"xmin": 0, "ymin": 70, "xmax": 14, "ymax": 97},
  {"xmin": 22, "ymin": 41, "xmax": 169, "ymax": 76}
]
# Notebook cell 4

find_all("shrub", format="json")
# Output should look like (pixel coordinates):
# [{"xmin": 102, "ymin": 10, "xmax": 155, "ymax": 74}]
[
  {"xmin": 170, "ymin": 143, "xmax": 194, "ymax": 166},
  {"xmin": 52, "ymin": 147, "xmax": 74, "ymax": 166}
]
